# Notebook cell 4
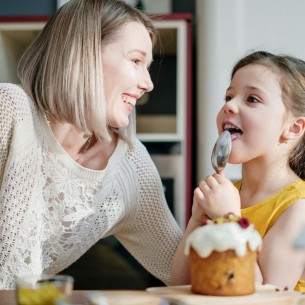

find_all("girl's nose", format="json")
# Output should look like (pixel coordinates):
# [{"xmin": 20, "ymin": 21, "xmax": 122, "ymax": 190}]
[{"xmin": 223, "ymin": 99, "xmax": 238, "ymax": 114}]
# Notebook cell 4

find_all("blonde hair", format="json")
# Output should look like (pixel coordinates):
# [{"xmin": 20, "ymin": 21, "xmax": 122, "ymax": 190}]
[
  {"xmin": 17, "ymin": 0, "xmax": 157, "ymax": 143},
  {"xmin": 232, "ymin": 51, "xmax": 305, "ymax": 179}
]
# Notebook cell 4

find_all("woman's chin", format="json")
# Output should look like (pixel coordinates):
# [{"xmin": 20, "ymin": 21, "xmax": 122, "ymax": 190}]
[{"xmin": 109, "ymin": 120, "xmax": 129, "ymax": 129}]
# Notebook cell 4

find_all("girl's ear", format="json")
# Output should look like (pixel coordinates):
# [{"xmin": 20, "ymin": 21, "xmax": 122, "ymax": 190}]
[{"xmin": 282, "ymin": 117, "xmax": 305, "ymax": 140}]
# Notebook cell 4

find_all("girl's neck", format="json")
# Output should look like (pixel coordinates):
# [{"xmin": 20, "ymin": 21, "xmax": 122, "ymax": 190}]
[{"xmin": 240, "ymin": 162, "xmax": 300, "ymax": 208}]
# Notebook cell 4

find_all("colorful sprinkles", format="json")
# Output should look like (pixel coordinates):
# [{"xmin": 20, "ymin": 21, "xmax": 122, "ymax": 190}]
[{"xmin": 200, "ymin": 213, "xmax": 250, "ymax": 229}]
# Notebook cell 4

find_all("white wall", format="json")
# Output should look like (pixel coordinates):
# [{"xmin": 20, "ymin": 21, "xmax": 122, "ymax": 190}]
[{"xmin": 196, "ymin": 0, "xmax": 305, "ymax": 181}]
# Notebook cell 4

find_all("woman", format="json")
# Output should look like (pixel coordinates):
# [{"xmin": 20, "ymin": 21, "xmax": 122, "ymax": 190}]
[{"xmin": 0, "ymin": 0, "xmax": 203, "ymax": 289}]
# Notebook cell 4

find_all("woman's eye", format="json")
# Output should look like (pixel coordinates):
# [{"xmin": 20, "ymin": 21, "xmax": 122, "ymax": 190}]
[
  {"xmin": 132, "ymin": 58, "xmax": 141, "ymax": 64},
  {"xmin": 247, "ymin": 96, "xmax": 260, "ymax": 103}
]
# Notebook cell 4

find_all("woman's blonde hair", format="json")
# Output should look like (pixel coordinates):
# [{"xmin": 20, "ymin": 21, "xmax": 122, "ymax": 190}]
[{"xmin": 17, "ymin": 0, "xmax": 157, "ymax": 143}]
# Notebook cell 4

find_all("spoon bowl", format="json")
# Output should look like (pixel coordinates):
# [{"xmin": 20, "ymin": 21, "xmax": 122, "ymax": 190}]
[{"xmin": 211, "ymin": 130, "xmax": 232, "ymax": 173}]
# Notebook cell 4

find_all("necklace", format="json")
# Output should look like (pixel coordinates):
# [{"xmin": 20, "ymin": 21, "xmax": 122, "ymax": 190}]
[
  {"xmin": 44, "ymin": 112, "xmax": 94, "ymax": 163},
  {"xmin": 75, "ymin": 135, "xmax": 94, "ymax": 163}
]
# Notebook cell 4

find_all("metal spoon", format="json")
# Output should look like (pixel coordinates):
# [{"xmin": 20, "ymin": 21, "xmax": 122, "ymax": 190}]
[{"xmin": 211, "ymin": 130, "xmax": 232, "ymax": 174}]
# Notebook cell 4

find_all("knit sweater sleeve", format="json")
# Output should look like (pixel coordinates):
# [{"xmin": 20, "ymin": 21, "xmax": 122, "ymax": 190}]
[
  {"xmin": 0, "ymin": 82, "xmax": 35, "ymax": 177},
  {"xmin": 0, "ymin": 83, "xmax": 35, "ymax": 278},
  {"xmin": 0, "ymin": 84, "xmax": 17, "ymax": 177},
  {"xmin": 115, "ymin": 140, "xmax": 183, "ymax": 285}
]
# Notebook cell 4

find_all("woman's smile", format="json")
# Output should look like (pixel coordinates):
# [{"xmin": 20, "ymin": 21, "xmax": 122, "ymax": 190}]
[{"xmin": 102, "ymin": 21, "xmax": 153, "ymax": 128}]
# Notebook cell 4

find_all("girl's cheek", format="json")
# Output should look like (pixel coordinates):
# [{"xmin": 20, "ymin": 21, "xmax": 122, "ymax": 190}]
[{"xmin": 216, "ymin": 112, "xmax": 223, "ymax": 130}]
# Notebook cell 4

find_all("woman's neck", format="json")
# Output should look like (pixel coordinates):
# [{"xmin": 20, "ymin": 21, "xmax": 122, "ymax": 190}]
[
  {"xmin": 48, "ymin": 118, "xmax": 94, "ymax": 162},
  {"xmin": 47, "ymin": 117, "xmax": 119, "ymax": 170}
]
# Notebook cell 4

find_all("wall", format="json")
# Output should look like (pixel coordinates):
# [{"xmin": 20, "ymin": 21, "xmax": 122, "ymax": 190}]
[
  {"xmin": 0, "ymin": 0, "xmax": 55, "ymax": 15},
  {"xmin": 0, "ymin": 0, "xmax": 194, "ymax": 16},
  {"xmin": 196, "ymin": 0, "xmax": 305, "ymax": 181}
]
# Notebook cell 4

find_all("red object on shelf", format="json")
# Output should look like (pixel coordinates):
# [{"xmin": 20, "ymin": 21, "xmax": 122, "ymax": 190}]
[{"xmin": 0, "ymin": 16, "xmax": 50, "ymax": 22}]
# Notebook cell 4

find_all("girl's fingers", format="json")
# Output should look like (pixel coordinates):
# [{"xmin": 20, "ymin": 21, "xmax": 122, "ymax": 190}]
[
  {"xmin": 194, "ymin": 187, "xmax": 205, "ymax": 200},
  {"xmin": 205, "ymin": 175, "xmax": 219, "ymax": 189},
  {"xmin": 198, "ymin": 180, "xmax": 209, "ymax": 192}
]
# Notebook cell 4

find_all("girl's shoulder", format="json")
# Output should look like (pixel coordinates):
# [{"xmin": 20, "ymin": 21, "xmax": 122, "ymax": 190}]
[
  {"xmin": 277, "ymin": 181, "xmax": 305, "ymax": 205},
  {"xmin": 289, "ymin": 180, "xmax": 305, "ymax": 194}
]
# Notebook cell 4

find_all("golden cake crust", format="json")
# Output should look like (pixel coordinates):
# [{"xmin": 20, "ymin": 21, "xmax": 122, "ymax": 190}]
[{"xmin": 190, "ymin": 247, "xmax": 257, "ymax": 296}]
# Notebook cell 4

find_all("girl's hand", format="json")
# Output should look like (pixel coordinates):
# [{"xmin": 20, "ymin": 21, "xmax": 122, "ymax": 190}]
[{"xmin": 193, "ymin": 173, "xmax": 241, "ymax": 220}]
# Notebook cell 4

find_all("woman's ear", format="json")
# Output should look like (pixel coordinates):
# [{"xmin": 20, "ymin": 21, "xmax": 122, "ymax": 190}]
[{"xmin": 282, "ymin": 117, "xmax": 305, "ymax": 141}]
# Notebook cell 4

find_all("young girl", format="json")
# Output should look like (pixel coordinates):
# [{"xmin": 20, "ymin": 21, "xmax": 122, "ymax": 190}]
[{"xmin": 193, "ymin": 51, "xmax": 305, "ymax": 291}]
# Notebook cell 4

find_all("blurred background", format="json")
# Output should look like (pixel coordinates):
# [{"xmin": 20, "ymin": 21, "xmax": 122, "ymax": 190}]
[
  {"xmin": 1, "ymin": 0, "xmax": 305, "ymax": 290},
  {"xmin": 2, "ymin": 0, "xmax": 305, "ymax": 181}
]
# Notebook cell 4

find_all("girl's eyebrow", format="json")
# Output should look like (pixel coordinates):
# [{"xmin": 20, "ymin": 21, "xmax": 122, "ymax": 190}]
[
  {"xmin": 227, "ymin": 85, "xmax": 264, "ymax": 92},
  {"xmin": 245, "ymin": 86, "xmax": 268, "ymax": 97},
  {"xmin": 246, "ymin": 85, "xmax": 262, "ymax": 91}
]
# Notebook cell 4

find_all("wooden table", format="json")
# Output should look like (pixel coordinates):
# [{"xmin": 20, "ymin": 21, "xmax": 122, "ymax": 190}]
[
  {"xmin": 2, "ymin": 285, "xmax": 305, "ymax": 305},
  {"xmin": 0, "ymin": 290, "xmax": 16, "ymax": 305},
  {"xmin": 0, "ymin": 290, "xmax": 90, "ymax": 305},
  {"xmin": 0, "ymin": 289, "xmax": 163, "ymax": 305}
]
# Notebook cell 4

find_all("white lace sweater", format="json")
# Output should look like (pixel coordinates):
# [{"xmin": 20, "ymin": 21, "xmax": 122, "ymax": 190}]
[{"xmin": 0, "ymin": 83, "xmax": 182, "ymax": 289}]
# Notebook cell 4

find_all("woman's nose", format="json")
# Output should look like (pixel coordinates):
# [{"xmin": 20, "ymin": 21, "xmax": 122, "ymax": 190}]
[{"xmin": 139, "ymin": 69, "xmax": 154, "ymax": 93}]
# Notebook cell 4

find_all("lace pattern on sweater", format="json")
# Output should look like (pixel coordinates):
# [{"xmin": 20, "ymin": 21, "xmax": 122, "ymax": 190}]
[{"xmin": 0, "ymin": 83, "xmax": 182, "ymax": 289}]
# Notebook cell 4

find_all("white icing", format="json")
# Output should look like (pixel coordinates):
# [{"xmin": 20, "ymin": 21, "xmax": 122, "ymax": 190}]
[{"xmin": 185, "ymin": 222, "xmax": 262, "ymax": 257}]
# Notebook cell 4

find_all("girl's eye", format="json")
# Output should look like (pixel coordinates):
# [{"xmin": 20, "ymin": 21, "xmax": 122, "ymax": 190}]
[
  {"xmin": 224, "ymin": 95, "xmax": 232, "ymax": 103},
  {"xmin": 247, "ymin": 96, "xmax": 260, "ymax": 103}
]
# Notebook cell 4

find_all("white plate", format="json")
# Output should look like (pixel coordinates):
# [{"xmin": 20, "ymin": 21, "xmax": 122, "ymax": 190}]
[{"xmin": 146, "ymin": 283, "xmax": 305, "ymax": 305}]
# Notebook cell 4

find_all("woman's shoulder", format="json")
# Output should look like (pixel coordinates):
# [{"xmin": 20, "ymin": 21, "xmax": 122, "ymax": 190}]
[
  {"xmin": 116, "ymin": 138, "xmax": 158, "ymax": 173},
  {"xmin": 121, "ymin": 138, "xmax": 149, "ymax": 156},
  {"xmin": 0, "ymin": 83, "xmax": 32, "ymax": 113},
  {"xmin": 0, "ymin": 83, "xmax": 28, "ymax": 98}
]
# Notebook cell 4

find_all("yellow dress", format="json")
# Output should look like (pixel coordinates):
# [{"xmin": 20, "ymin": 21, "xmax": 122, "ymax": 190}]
[{"xmin": 235, "ymin": 180, "xmax": 305, "ymax": 292}]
